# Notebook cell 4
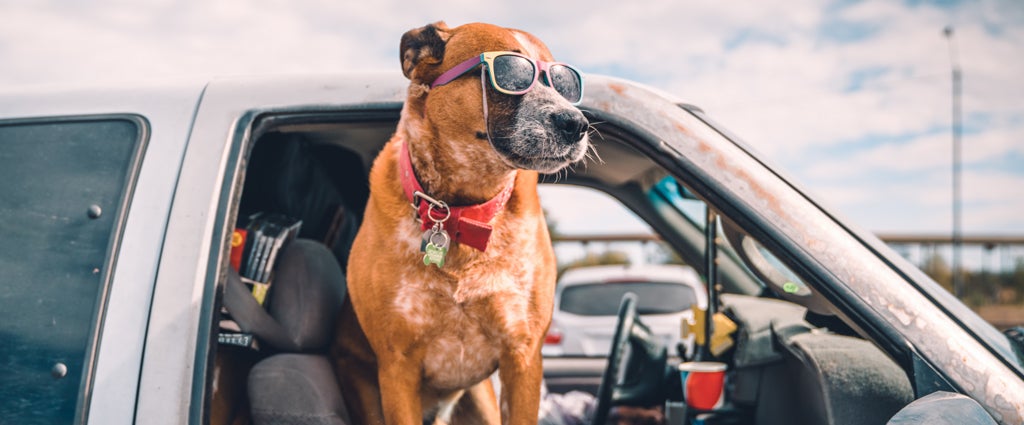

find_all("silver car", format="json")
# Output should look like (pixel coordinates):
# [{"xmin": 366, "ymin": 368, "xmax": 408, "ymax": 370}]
[
  {"xmin": 2, "ymin": 73, "xmax": 1022, "ymax": 424},
  {"xmin": 544, "ymin": 264, "xmax": 707, "ymax": 357}
]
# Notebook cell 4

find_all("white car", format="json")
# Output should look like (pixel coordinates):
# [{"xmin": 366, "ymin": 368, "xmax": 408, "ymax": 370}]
[{"xmin": 544, "ymin": 264, "xmax": 706, "ymax": 357}]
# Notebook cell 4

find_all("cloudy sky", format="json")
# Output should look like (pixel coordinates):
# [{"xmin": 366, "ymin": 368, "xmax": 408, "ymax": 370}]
[{"xmin": 2, "ymin": 0, "xmax": 1022, "ymax": 238}]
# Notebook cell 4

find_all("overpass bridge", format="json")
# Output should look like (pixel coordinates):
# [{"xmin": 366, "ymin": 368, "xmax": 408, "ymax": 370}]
[{"xmin": 551, "ymin": 233, "xmax": 1024, "ymax": 272}]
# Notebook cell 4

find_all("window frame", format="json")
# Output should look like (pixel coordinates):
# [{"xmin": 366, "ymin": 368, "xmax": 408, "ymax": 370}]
[{"xmin": 0, "ymin": 114, "xmax": 149, "ymax": 425}]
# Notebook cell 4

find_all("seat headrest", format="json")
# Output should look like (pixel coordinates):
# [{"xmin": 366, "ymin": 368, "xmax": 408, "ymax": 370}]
[{"xmin": 224, "ymin": 239, "xmax": 345, "ymax": 352}]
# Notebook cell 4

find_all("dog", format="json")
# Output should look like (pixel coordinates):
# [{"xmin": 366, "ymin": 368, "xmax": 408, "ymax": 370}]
[{"xmin": 330, "ymin": 21, "xmax": 590, "ymax": 424}]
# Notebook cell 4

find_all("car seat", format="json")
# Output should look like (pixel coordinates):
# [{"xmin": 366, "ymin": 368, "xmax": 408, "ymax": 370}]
[
  {"xmin": 722, "ymin": 295, "xmax": 914, "ymax": 425},
  {"xmin": 238, "ymin": 134, "xmax": 364, "ymax": 269},
  {"xmin": 778, "ymin": 330, "xmax": 914, "ymax": 425},
  {"xmin": 221, "ymin": 238, "xmax": 350, "ymax": 425}
]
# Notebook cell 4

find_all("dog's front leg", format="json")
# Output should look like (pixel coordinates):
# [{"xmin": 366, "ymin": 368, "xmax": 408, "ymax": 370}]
[
  {"xmin": 498, "ymin": 347, "xmax": 544, "ymax": 425},
  {"xmin": 377, "ymin": 354, "xmax": 425, "ymax": 424},
  {"xmin": 448, "ymin": 379, "xmax": 501, "ymax": 424}
]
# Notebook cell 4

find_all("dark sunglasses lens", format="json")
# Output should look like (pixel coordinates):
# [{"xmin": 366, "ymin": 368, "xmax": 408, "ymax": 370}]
[
  {"xmin": 548, "ymin": 65, "xmax": 583, "ymax": 103},
  {"xmin": 492, "ymin": 55, "xmax": 536, "ymax": 92}
]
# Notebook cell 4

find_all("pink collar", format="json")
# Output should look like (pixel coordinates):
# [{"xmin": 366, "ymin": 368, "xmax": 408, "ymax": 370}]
[{"xmin": 399, "ymin": 141, "xmax": 514, "ymax": 252}]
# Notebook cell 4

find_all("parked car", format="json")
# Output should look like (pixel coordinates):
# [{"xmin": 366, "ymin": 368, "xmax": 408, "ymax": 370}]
[
  {"xmin": 1, "ymin": 72, "xmax": 1022, "ymax": 424},
  {"xmin": 544, "ymin": 264, "xmax": 705, "ymax": 358}
]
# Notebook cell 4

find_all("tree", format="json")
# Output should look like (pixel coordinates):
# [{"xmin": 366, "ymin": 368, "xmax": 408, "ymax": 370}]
[
  {"xmin": 921, "ymin": 253, "xmax": 953, "ymax": 294},
  {"xmin": 557, "ymin": 251, "xmax": 631, "ymax": 279}
]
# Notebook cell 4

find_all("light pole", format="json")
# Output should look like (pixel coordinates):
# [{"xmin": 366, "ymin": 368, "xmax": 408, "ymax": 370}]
[{"xmin": 943, "ymin": 26, "xmax": 963, "ymax": 298}]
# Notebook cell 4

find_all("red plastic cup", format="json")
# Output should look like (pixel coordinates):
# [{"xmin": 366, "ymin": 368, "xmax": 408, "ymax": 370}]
[{"xmin": 678, "ymin": 361, "xmax": 727, "ymax": 411}]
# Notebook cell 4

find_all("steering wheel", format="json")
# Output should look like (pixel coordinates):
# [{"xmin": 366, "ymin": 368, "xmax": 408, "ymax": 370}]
[{"xmin": 591, "ymin": 293, "xmax": 638, "ymax": 425}]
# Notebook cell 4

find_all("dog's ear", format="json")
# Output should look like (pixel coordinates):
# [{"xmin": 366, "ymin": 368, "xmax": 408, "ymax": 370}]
[{"xmin": 400, "ymin": 21, "xmax": 451, "ymax": 82}]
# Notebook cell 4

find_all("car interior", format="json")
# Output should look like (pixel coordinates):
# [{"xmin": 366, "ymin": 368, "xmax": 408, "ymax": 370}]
[{"xmin": 207, "ymin": 109, "xmax": 928, "ymax": 425}]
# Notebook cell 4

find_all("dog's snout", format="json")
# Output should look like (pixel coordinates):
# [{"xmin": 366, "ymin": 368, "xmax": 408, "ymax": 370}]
[{"xmin": 551, "ymin": 109, "xmax": 588, "ymax": 143}]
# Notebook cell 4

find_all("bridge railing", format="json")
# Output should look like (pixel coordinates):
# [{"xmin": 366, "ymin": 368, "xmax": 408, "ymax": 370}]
[{"xmin": 551, "ymin": 233, "xmax": 1024, "ymax": 329}]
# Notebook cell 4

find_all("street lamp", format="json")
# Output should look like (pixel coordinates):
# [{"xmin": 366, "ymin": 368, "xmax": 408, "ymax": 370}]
[{"xmin": 943, "ymin": 26, "xmax": 963, "ymax": 298}]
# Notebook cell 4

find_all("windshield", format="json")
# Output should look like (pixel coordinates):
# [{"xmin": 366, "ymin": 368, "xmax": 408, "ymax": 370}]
[
  {"xmin": 657, "ymin": 108, "xmax": 1024, "ymax": 376},
  {"xmin": 560, "ymin": 282, "xmax": 697, "ymax": 316}
]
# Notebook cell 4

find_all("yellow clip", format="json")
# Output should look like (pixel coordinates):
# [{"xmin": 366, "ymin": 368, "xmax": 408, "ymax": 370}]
[
  {"xmin": 710, "ymin": 312, "xmax": 738, "ymax": 356},
  {"xmin": 681, "ymin": 305, "xmax": 738, "ymax": 357},
  {"xmin": 682, "ymin": 304, "xmax": 707, "ymax": 346}
]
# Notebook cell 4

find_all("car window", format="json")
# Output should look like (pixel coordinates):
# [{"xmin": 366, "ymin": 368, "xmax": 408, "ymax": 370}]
[
  {"xmin": 652, "ymin": 176, "xmax": 707, "ymax": 230},
  {"xmin": 0, "ymin": 118, "xmax": 144, "ymax": 424},
  {"xmin": 560, "ymin": 282, "xmax": 697, "ymax": 316},
  {"xmin": 539, "ymin": 184, "xmax": 653, "ymax": 233},
  {"xmin": 538, "ymin": 184, "xmax": 670, "ymax": 267}
]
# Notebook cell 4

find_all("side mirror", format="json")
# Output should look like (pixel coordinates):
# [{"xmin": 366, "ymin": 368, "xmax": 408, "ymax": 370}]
[{"xmin": 886, "ymin": 391, "xmax": 997, "ymax": 425}]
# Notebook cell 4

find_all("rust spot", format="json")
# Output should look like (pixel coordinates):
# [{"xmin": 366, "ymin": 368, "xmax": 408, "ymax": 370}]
[
  {"xmin": 732, "ymin": 165, "xmax": 785, "ymax": 219},
  {"xmin": 805, "ymin": 238, "xmax": 822, "ymax": 251},
  {"xmin": 669, "ymin": 115, "xmax": 789, "ymax": 224},
  {"xmin": 608, "ymin": 83, "xmax": 627, "ymax": 96},
  {"xmin": 702, "ymin": 144, "xmax": 785, "ymax": 219},
  {"xmin": 675, "ymin": 123, "xmax": 714, "ymax": 155},
  {"xmin": 695, "ymin": 137, "xmax": 713, "ymax": 154}
]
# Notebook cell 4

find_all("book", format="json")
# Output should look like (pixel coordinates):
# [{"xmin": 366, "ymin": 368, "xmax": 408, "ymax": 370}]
[
  {"xmin": 218, "ymin": 212, "xmax": 303, "ymax": 349},
  {"xmin": 236, "ymin": 212, "xmax": 303, "ymax": 304}
]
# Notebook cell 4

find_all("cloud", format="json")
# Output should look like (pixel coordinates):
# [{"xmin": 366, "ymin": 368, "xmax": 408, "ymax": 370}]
[
  {"xmin": 0, "ymin": 0, "xmax": 1021, "ymax": 236},
  {"xmin": 803, "ymin": 121, "xmax": 1024, "ymax": 179},
  {"xmin": 538, "ymin": 185, "xmax": 652, "ymax": 235},
  {"xmin": 0, "ymin": 0, "xmax": 408, "ymax": 85},
  {"xmin": 664, "ymin": 0, "xmax": 1023, "ymax": 167}
]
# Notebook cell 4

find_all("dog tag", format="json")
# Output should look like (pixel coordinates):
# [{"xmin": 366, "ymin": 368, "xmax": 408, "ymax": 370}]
[
  {"xmin": 420, "ymin": 222, "xmax": 446, "ymax": 252},
  {"xmin": 423, "ymin": 242, "xmax": 448, "ymax": 268},
  {"xmin": 422, "ymin": 227, "xmax": 450, "ymax": 268}
]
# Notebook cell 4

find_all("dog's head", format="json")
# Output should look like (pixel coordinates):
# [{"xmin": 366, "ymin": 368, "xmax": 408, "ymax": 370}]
[{"xmin": 399, "ymin": 22, "xmax": 589, "ymax": 175}]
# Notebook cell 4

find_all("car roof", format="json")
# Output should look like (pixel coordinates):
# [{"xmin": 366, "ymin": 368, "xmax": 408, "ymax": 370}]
[{"xmin": 558, "ymin": 264, "xmax": 702, "ymax": 288}]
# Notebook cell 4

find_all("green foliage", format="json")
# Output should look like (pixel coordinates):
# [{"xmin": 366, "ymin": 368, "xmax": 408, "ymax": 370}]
[
  {"xmin": 655, "ymin": 242, "xmax": 686, "ymax": 266},
  {"xmin": 544, "ymin": 206, "xmax": 560, "ymax": 239},
  {"xmin": 920, "ymin": 254, "xmax": 1024, "ymax": 307},
  {"xmin": 921, "ymin": 253, "xmax": 953, "ymax": 293},
  {"xmin": 557, "ymin": 251, "xmax": 631, "ymax": 279}
]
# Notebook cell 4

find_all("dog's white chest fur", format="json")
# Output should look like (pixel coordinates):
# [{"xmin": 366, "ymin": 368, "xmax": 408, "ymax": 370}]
[
  {"xmin": 421, "ymin": 311, "xmax": 501, "ymax": 391},
  {"xmin": 394, "ymin": 275, "xmax": 525, "ymax": 385},
  {"xmin": 394, "ymin": 255, "xmax": 532, "ymax": 392}
]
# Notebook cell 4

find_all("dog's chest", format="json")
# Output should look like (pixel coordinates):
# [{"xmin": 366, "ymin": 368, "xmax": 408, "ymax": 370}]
[
  {"xmin": 394, "ymin": 269, "xmax": 532, "ymax": 391},
  {"xmin": 420, "ymin": 311, "xmax": 502, "ymax": 391},
  {"xmin": 387, "ymin": 212, "xmax": 539, "ymax": 390}
]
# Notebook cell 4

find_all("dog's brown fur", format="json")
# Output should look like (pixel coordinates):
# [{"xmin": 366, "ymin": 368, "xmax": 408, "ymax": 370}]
[{"xmin": 330, "ymin": 22, "xmax": 589, "ymax": 424}]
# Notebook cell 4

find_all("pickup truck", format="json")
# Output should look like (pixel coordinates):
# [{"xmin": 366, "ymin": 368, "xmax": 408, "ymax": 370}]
[{"xmin": 2, "ymin": 72, "xmax": 1022, "ymax": 425}]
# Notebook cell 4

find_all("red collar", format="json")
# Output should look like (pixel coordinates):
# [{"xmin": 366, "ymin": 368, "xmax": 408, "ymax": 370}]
[{"xmin": 399, "ymin": 141, "xmax": 514, "ymax": 252}]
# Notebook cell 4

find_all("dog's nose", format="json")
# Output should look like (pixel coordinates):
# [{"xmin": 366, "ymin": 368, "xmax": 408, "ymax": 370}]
[{"xmin": 551, "ymin": 109, "xmax": 588, "ymax": 143}]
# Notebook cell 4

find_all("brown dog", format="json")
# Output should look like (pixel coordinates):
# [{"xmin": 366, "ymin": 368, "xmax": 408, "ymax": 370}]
[{"xmin": 331, "ymin": 21, "xmax": 589, "ymax": 424}]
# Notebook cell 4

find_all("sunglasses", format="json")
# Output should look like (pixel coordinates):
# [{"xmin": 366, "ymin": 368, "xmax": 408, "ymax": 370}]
[{"xmin": 431, "ymin": 51, "xmax": 584, "ymax": 105}]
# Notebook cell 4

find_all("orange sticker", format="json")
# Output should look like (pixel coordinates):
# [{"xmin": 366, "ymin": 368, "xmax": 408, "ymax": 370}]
[{"xmin": 231, "ymin": 230, "xmax": 244, "ymax": 247}]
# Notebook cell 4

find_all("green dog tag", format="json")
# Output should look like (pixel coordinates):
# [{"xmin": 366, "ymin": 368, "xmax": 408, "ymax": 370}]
[{"xmin": 423, "ymin": 242, "xmax": 447, "ymax": 268}]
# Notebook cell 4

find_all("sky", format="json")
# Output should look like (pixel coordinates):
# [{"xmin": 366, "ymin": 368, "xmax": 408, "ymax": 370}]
[{"xmin": 2, "ymin": 0, "xmax": 1022, "ymax": 241}]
